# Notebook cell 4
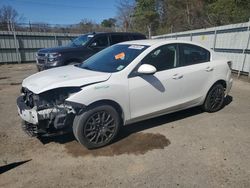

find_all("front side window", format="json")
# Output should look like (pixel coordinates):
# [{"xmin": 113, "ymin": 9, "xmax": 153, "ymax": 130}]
[
  {"xmin": 90, "ymin": 36, "xmax": 109, "ymax": 48},
  {"xmin": 180, "ymin": 44, "xmax": 210, "ymax": 66},
  {"xmin": 142, "ymin": 44, "xmax": 178, "ymax": 72},
  {"xmin": 79, "ymin": 44, "xmax": 148, "ymax": 73}
]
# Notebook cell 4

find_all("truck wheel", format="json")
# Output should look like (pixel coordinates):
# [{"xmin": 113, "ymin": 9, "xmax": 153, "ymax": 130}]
[
  {"xmin": 73, "ymin": 105, "xmax": 121, "ymax": 149},
  {"xmin": 37, "ymin": 66, "xmax": 41, "ymax": 72},
  {"xmin": 202, "ymin": 83, "xmax": 225, "ymax": 112}
]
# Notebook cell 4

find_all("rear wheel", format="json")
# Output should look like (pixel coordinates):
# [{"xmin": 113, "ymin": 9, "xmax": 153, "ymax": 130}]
[
  {"xmin": 202, "ymin": 83, "xmax": 225, "ymax": 112},
  {"xmin": 73, "ymin": 105, "xmax": 121, "ymax": 149}
]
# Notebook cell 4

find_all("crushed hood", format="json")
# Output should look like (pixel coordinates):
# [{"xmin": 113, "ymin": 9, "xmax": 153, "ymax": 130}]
[{"xmin": 22, "ymin": 65, "xmax": 111, "ymax": 94}]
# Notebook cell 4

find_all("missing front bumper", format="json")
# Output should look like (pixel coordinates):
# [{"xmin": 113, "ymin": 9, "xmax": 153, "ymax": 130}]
[
  {"xmin": 17, "ymin": 96, "xmax": 38, "ymax": 124},
  {"xmin": 17, "ymin": 96, "xmax": 75, "ymax": 137}
]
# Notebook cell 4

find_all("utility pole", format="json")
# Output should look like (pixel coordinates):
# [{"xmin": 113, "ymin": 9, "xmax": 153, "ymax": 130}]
[{"xmin": 29, "ymin": 21, "xmax": 32, "ymax": 32}]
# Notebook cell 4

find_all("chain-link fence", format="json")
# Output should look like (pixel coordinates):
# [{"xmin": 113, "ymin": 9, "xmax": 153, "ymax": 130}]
[
  {"xmin": 0, "ymin": 30, "xmax": 80, "ymax": 64},
  {"xmin": 0, "ymin": 21, "xmax": 119, "ymax": 64}
]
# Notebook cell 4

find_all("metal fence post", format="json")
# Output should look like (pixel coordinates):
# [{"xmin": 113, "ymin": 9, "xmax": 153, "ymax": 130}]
[
  {"xmin": 10, "ymin": 22, "xmax": 21, "ymax": 64},
  {"xmin": 238, "ymin": 19, "xmax": 250, "ymax": 78},
  {"xmin": 213, "ymin": 29, "xmax": 217, "ymax": 50},
  {"xmin": 190, "ymin": 33, "xmax": 193, "ymax": 41},
  {"xmin": 247, "ymin": 19, "xmax": 250, "ymax": 79},
  {"xmin": 54, "ymin": 34, "xmax": 58, "ymax": 46}
]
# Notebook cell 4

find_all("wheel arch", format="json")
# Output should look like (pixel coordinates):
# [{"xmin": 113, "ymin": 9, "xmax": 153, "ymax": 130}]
[
  {"xmin": 87, "ymin": 99, "xmax": 125, "ymax": 124},
  {"xmin": 203, "ymin": 79, "xmax": 227, "ymax": 104},
  {"xmin": 202, "ymin": 79, "xmax": 227, "ymax": 112},
  {"xmin": 211, "ymin": 79, "xmax": 227, "ymax": 90}
]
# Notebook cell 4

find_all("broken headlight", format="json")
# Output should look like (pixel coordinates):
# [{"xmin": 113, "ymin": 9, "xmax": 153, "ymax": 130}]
[{"xmin": 21, "ymin": 87, "xmax": 81, "ymax": 109}]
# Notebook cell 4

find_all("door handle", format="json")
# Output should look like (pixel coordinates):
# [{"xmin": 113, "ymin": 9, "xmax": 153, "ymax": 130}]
[
  {"xmin": 205, "ymin": 66, "xmax": 214, "ymax": 72},
  {"xmin": 172, "ymin": 74, "xmax": 183, "ymax": 80}
]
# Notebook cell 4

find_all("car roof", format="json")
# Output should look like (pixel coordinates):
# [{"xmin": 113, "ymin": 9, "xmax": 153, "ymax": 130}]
[
  {"xmin": 83, "ymin": 32, "xmax": 145, "ymax": 36},
  {"xmin": 120, "ymin": 39, "xmax": 211, "ymax": 50}
]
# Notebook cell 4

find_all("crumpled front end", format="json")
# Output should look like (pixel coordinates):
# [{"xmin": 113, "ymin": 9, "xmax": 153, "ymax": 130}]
[{"xmin": 17, "ymin": 87, "xmax": 84, "ymax": 137}]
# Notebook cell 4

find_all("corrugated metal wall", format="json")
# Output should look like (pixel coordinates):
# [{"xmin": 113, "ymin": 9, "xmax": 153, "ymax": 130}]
[
  {"xmin": 153, "ymin": 21, "xmax": 250, "ymax": 75},
  {"xmin": 0, "ymin": 31, "xmax": 79, "ymax": 64}
]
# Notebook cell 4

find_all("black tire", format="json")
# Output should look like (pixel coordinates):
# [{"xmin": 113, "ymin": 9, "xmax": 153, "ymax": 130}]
[
  {"xmin": 202, "ymin": 83, "xmax": 225, "ymax": 112},
  {"xmin": 37, "ymin": 66, "xmax": 41, "ymax": 72},
  {"xmin": 73, "ymin": 105, "xmax": 121, "ymax": 149}
]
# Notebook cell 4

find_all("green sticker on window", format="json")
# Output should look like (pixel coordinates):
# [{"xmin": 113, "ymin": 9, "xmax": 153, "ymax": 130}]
[{"xmin": 117, "ymin": 65, "xmax": 125, "ymax": 71}]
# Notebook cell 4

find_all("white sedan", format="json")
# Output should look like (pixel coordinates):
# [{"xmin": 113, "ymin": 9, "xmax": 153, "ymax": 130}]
[{"xmin": 17, "ymin": 39, "xmax": 233, "ymax": 149}]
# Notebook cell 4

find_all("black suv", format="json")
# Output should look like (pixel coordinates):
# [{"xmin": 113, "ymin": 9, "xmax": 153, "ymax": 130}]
[{"xmin": 36, "ymin": 32, "xmax": 146, "ymax": 71}]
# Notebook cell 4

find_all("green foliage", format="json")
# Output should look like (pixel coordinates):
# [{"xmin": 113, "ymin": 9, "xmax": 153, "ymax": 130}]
[
  {"xmin": 133, "ymin": 0, "xmax": 159, "ymax": 37},
  {"xmin": 101, "ymin": 18, "xmax": 116, "ymax": 28},
  {"xmin": 207, "ymin": 0, "xmax": 250, "ymax": 25},
  {"xmin": 129, "ymin": 0, "xmax": 250, "ymax": 35}
]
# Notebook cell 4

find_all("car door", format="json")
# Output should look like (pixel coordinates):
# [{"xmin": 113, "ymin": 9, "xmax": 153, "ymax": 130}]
[
  {"xmin": 178, "ymin": 43, "xmax": 212, "ymax": 104},
  {"xmin": 87, "ymin": 35, "xmax": 110, "ymax": 56},
  {"xmin": 69, "ymin": 34, "xmax": 95, "ymax": 61},
  {"xmin": 128, "ymin": 44, "xmax": 185, "ymax": 120}
]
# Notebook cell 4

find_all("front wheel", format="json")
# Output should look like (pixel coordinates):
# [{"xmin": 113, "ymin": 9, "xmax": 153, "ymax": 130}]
[
  {"xmin": 73, "ymin": 105, "xmax": 121, "ymax": 149},
  {"xmin": 202, "ymin": 83, "xmax": 225, "ymax": 112}
]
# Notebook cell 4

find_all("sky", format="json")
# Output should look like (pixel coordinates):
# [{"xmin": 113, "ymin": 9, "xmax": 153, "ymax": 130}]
[{"xmin": 0, "ymin": 0, "xmax": 120, "ymax": 25}]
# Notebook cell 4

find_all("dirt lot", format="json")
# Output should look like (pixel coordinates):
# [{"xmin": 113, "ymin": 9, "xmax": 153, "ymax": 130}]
[{"xmin": 0, "ymin": 64, "xmax": 250, "ymax": 188}]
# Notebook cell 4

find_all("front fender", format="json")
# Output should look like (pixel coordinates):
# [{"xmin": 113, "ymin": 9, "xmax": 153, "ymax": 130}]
[{"xmin": 66, "ymin": 81, "xmax": 130, "ymax": 122}]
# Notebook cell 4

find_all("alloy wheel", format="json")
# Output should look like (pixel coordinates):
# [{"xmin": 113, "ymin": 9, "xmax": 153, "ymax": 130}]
[{"xmin": 83, "ymin": 111, "xmax": 116, "ymax": 145}]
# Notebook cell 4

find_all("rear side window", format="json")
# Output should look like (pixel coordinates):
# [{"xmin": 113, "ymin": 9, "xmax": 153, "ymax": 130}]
[
  {"xmin": 131, "ymin": 35, "xmax": 146, "ymax": 40},
  {"xmin": 111, "ymin": 35, "xmax": 130, "ymax": 45},
  {"xmin": 180, "ymin": 44, "xmax": 210, "ymax": 66}
]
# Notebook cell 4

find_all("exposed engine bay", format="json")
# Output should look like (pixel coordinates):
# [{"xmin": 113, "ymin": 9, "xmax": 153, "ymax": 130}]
[{"xmin": 17, "ymin": 87, "xmax": 83, "ymax": 137}]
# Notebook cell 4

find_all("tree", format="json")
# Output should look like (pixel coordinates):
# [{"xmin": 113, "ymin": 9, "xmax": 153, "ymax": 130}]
[
  {"xmin": 78, "ymin": 19, "xmax": 95, "ymax": 33},
  {"xmin": 162, "ymin": 0, "xmax": 210, "ymax": 32},
  {"xmin": 207, "ymin": 0, "xmax": 250, "ymax": 25},
  {"xmin": 116, "ymin": 0, "xmax": 135, "ymax": 31},
  {"xmin": 0, "ymin": 5, "xmax": 21, "ymax": 31},
  {"xmin": 101, "ymin": 18, "xmax": 116, "ymax": 28},
  {"xmin": 133, "ymin": 0, "xmax": 159, "ymax": 38}
]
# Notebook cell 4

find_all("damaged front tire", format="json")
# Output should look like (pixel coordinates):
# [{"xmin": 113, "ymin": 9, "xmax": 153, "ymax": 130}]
[{"xmin": 73, "ymin": 105, "xmax": 121, "ymax": 149}]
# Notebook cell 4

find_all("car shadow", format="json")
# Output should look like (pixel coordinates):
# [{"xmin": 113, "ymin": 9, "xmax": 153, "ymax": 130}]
[
  {"xmin": 141, "ymin": 75, "xmax": 165, "ymax": 92},
  {"xmin": 116, "ymin": 95, "xmax": 232, "ymax": 142},
  {"xmin": 39, "ymin": 95, "xmax": 233, "ymax": 145}
]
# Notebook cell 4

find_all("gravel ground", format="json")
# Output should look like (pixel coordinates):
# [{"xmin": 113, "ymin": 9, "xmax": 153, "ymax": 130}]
[{"xmin": 0, "ymin": 64, "xmax": 249, "ymax": 188}]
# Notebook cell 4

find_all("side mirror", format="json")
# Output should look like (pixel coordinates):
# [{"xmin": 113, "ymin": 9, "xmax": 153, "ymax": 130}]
[{"xmin": 137, "ymin": 64, "xmax": 157, "ymax": 75}]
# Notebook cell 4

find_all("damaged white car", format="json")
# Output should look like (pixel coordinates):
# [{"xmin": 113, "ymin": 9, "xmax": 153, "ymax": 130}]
[{"xmin": 17, "ymin": 40, "xmax": 233, "ymax": 149}]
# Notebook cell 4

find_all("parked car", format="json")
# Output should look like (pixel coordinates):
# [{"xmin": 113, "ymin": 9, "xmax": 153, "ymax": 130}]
[
  {"xmin": 36, "ymin": 32, "xmax": 146, "ymax": 71},
  {"xmin": 17, "ymin": 39, "xmax": 233, "ymax": 149}
]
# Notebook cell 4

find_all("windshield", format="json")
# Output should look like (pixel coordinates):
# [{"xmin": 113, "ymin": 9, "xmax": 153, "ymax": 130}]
[
  {"xmin": 79, "ymin": 44, "xmax": 149, "ymax": 73},
  {"xmin": 68, "ymin": 34, "xmax": 94, "ymax": 47}
]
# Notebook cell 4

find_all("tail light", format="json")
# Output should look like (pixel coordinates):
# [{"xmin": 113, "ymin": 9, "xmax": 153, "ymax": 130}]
[{"xmin": 227, "ymin": 61, "xmax": 232, "ymax": 70}]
